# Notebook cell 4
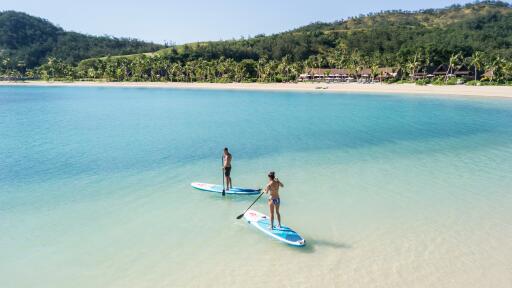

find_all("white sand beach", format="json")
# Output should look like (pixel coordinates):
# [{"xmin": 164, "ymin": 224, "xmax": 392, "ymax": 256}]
[{"xmin": 2, "ymin": 81, "xmax": 512, "ymax": 98}]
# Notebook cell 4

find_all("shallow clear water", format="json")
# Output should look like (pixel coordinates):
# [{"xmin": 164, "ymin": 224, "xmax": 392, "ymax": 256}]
[{"xmin": 1, "ymin": 86, "xmax": 511, "ymax": 288}]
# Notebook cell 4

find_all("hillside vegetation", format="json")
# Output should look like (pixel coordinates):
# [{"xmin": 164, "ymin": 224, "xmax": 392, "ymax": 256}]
[
  {"xmin": 0, "ymin": 11, "xmax": 162, "ymax": 69},
  {"xmin": 2, "ymin": 1, "xmax": 512, "ymax": 84},
  {"xmin": 143, "ymin": 1, "xmax": 512, "ymax": 65}
]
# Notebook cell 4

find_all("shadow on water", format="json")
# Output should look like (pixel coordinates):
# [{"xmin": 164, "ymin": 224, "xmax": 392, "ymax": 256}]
[
  {"xmin": 203, "ymin": 194, "xmax": 352, "ymax": 254},
  {"xmin": 294, "ymin": 238, "xmax": 352, "ymax": 254},
  {"xmin": 209, "ymin": 193, "xmax": 264, "ymax": 204}
]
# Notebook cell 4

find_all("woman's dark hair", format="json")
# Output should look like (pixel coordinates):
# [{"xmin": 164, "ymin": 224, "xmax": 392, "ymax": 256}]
[{"xmin": 268, "ymin": 171, "xmax": 275, "ymax": 180}]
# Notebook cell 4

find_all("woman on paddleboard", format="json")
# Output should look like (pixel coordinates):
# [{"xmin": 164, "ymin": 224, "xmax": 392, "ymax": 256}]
[{"xmin": 264, "ymin": 171, "xmax": 284, "ymax": 230}]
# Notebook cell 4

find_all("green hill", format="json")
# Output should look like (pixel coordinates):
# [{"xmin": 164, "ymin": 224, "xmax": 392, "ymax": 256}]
[
  {"xmin": 3, "ymin": 1, "xmax": 512, "ymax": 83},
  {"xmin": 144, "ymin": 1, "xmax": 512, "ymax": 65},
  {"xmin": 0, "ymin": 11, "xmax": 163, "ymax": 69}
]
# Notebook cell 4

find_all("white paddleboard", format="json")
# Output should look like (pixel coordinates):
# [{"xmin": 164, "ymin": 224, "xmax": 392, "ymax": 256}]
[
  {"xmin": 243, "ymin": 209, "xmax": 305, "ymax": 246},
  {"xmin": 191, "ymin": 182, "xmax": 261, "ymax": 195}
]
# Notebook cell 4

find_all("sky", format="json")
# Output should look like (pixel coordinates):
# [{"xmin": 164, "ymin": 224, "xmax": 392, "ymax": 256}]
[{"xmin": 3, "ymin": 0, "xmax": 478, "ymax": 44}]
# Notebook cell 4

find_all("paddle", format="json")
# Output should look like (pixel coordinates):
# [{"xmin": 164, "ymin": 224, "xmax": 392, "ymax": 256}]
[
  {"xmin": 221, "ymin": 155, "xmax": 225, "ymax": 196},
  {"xmin": 236, "ymin": 192, "xmax": 264, "ymax": 219}
]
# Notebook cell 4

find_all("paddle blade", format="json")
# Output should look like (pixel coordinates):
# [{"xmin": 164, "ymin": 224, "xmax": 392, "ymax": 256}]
[{"xmin": 236, "ymin": 214, "xmax": 244, "ymax": 220}]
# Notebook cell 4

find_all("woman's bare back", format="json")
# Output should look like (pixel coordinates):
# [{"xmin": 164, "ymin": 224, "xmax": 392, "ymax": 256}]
[{"xmin": 266, "ymin": 179, "xmax": 283, "ymax": 199}]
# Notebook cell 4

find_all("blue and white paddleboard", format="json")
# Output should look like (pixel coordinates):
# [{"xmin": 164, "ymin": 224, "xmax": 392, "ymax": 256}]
[
  {"xmin": 191, "ymin": 182, "xmax": 261, "ymax": 195},
  {"xmin": 243, "ymin": 209, "xmax": 306, "ymax": 247}
]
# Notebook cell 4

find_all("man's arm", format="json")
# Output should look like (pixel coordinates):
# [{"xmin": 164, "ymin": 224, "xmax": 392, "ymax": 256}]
[{"xmin": 277, "ymin": 179, "xmax": 284, "ymax": 188}]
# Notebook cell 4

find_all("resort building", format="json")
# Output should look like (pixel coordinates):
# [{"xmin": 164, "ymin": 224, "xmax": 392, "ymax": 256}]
[
  {"xmin": 424, "ymin": 64, "xmax": 477, "ymax": 80},
  {"xmin": 299, "ymin": 67, "xmax": 400, "ymax": 82},
  {"xmin": 412, "ymin": 67, "xmax": 435, "ymax": 80},
  {"xmin": 454, "ymin": 64, "xmax": 475, "ymax": 80},
  {"xmin": 300, "ymin": 64, "xmax": 487, "ymax": 83},
  {"xmin": 299, "ymin": 68, "xmax": 352, "ymax": 82},
  {"xmin": 411, "ymin": 64, "xmax": 481, "ymax": 81},
  {"xmin": 433, "ymin": 64, "xmax": 450, "ymax": 77},
  {"xmin": 377, "ymin": 67, "xmax": 401, "ymax": 81}
]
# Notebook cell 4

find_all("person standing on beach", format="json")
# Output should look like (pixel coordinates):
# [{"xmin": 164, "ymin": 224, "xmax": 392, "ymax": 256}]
[
  {"xmin": 223, "ymin": 147, "xmax": 232, "ymax": 190},
  {"xmin": 264, "ymin": 171, "xmax": 284, "ymax": 230}
]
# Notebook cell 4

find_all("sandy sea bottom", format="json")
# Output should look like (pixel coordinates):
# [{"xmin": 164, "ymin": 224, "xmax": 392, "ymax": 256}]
[{"xmin": 1, "ymin": 86, "xmax": 511, "ymax": 287}]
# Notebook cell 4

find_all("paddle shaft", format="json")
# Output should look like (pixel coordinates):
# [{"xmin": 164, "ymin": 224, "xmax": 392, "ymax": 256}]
[
  {"xmin": 221, "ymin": 155, "xmax": 225, "ymax": 196},
  {"xmin": 237, "ymin": 192, "xmax": 264, "ymax": 219}
]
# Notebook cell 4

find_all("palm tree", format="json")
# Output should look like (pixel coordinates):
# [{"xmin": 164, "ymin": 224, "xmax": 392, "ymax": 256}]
[
  {"xmin": 168, "ymin": 63, "xmax": 180, "ymax": 82},
  {"xmin": 104, "ymin": 57, "xmax": 116, "ymax": 81},
  {"xmin": 491, "ymin": 55, "xmax": 506, "ymax": 83},
  {"xmin": 174, "ymin": 62, "xmax": 185, "ymax": 82},
  {"xmin": 256, "ymin": 57, "xmax": 267, "ymax": 82},
  {"xmin": 234, "ymin": 62, "xmax": 246, "ymax": 82},
  {"xmin": 45, "ymin": 57, "xmax": 56, "ymax": 79},
  {"xmin": 504, "ymin": 60, "xmax": 512, "ymax": 82},
  {"xmin": 0, "ymin": 56, "xmax": 7, "ymax": 72},
  {"xmin": 289, "ymin": 62, "xmax": 303, "ymax": 82},
  {"xmin": 15, "ymin": 61, "xmax": 26, "ymax": 79},
  {"xmin": 483, "ymin": 55, "xmax": 507, "ymax": 83},
  {"xmin": 216, "ymin": 57, "xmax": 227, "ymax": 81},
  {"xmin": 336, "ymin": 42, "xmax": 348, "ymax": 68},
  {"xmin": 422, "ymin": 50, "xmax": 432, "ymax": 79},
  {"xmin": 446, "ymin": 52, "xmax": 462, "ymax": 82},
  {"xmin": 315, "ymin": 55, "xmax": 325, "ymax": 69},
  {"xmin": 277, "ymin": 55, "xmax": 292, "ymax": 82},
  {"xmin": 184, "ymin": 61, "xmax": 195, "ymax": 82},
  {"xmin": 469, "ymin": 51, "xmax": 484, "ymax": 82},
  {"xmin": 265, "ymin": 60, "xmax": 277, "ymax": 82},
  {"xmin": 223, "ymin": 58, "xmax": 236, "ymax": 82},
  {"xmin": 356, "ymin": 58, "xmax": 366, "ymax": 82},
  {"xmin": 326, "ymin": 50, "xmax": 337, "ymax": 69},
  {"xmin": 193, "ymin": 59, "xmax": 207, "ymax": 82},
  {"xmin": 348, "ymin": 50, "xmax": 362, "ymax": 81},
  {"xmin": 133, "ymin": 55, "xmax": 150, "ymax": 81},
  {"xmin": 484, "ymin": 58, "xmax": 495, "ymax": 83},
  {"xmin": 406, "ymin": 53, "xmax": 421, "ymax": 81},
  {"xmin": 304, "ymin": 56, "xmax": 315, "ymax": 71},
  {"xmin": 347, "ymin": 60, "xmax": 357, "ymax": 81},
  {"xmin": 370, "ymin": 63, "xmax": 379, "ymax": 83}
]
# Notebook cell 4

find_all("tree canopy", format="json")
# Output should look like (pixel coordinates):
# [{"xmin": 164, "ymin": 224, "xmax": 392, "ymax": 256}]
[
  {"xmin": 2, "ymin": 1, "xmax": 512, "ymax": 84},
  {"xmin": 0, "ymin": 11, "xmax": 163, "ymax": 69}
]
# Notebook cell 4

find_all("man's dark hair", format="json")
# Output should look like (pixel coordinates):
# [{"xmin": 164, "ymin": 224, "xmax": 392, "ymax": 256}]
[
  {"xmin": 268, "ymin": 171, "xmax": 275, "ymax": 180},
  {"xmin": 224, "ymin": 147, "xmax": 228, "ymax": 151}
]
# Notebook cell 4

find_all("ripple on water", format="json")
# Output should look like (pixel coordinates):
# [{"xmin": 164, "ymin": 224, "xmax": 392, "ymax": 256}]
[{"xmin": 1, "ymin": 87, "xmax": 512, "ymax": 288}]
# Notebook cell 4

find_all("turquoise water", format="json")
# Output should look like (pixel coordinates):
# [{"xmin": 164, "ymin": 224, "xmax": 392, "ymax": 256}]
[{"xmin": 1, "ymin": 86, "xmax": 512, "ymax": 287}]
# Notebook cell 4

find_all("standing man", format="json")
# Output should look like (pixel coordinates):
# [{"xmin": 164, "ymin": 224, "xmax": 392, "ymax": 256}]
[
  {"xmin": 264, "ymin": 171, "xmax": 284, "ymax": 230},
  {"xmin": 223, "ymin": 147, "xmax": 232, "ymax": 191}
]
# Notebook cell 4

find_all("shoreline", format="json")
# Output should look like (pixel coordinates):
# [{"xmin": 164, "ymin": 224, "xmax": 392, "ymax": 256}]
[{"xmin": 1, "ymin": 81, "xmax": 512, "ymax": 98}]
